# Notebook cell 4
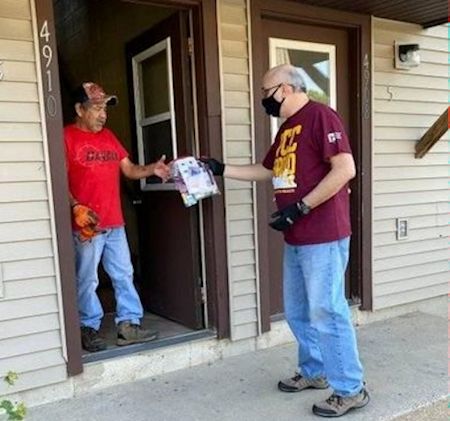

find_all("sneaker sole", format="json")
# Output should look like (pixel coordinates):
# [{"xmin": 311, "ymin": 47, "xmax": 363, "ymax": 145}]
[
  {"xmin": 312, "ymin": 395, "xmax": 370, "ymax": 418},
  {"xmin": 82, "ymin": 344, "xmax": 107, "ymax": 353},
  {"xmin": 116, "ymin": 333, "xmax": 158, "ymax": 346},
  {"xmin": 278, "ymin": 382, "xmax": 329, "ymax": 393}
]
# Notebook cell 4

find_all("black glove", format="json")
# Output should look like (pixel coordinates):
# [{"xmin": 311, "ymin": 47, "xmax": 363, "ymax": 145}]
[
  {"xmin": 269, "ymin": 200, "xmax": 311, "ymax": 231},
  {"xmin": 200, "ymin": 157, "xmax": 225, "ymax": 176}
]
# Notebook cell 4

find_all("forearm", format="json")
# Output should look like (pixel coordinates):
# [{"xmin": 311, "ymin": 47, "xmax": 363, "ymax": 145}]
[
  {"xmin": 69, "ymin": 192, "xmax": 78, "ymax": 207},
  {"xmin": 224, "ymin": 163, "xmax": 272, "ymax": 181},
  {"xmin": 124, "ymin": 164, "xmax": 155, "ymax": 180},
  {"xmin": 303, "ymin": 168, "xmax": 353, "ymax": 209}
]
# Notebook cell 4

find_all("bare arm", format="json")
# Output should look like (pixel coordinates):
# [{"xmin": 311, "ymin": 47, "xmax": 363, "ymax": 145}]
[
  {"xmin": 68, "ymin": 192, "xmax": 78, "ymax": 207},
  {"xmin": 120, "ymin": 156, "xmax": 170, "ymax": 181},
  {"xmin": 302, "ymin": 153, "xmax": 356, "ymax": 208},
  {"xmin": 224, "ymin": 163, "xmax": 272, "ymax": 181}
]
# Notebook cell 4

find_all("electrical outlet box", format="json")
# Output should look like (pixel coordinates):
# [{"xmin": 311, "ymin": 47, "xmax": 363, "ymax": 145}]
[{"xmin": 396, "ymin": 218, "xmax": 408, "ymax": 240}]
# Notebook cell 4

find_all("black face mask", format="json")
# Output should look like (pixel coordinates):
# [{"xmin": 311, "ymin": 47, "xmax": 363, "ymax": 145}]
[{"xmin": 261, "ymin": 85, "xmax": 285, "ymax": 117}]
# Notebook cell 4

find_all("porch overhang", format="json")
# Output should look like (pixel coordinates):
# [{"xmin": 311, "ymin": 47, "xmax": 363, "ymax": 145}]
[{"xmin": 294, "ymin": 0, "xmax": 447, "ymax": 28}]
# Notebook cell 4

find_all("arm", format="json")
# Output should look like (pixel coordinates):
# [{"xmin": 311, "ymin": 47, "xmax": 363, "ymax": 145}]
[
  {"xmin": 269, "ymin": 152, "xmax": 355, "ymax": 231},
  {"xmin": 224, "ymin": 163, "xmax": 272, "ymax": 181},
  {"xmin": 201, "ymin": 158, "xmax": 272, "ymax": 181},
  {"xmin": 120, "ymin": 156, "xmax": 170, "ymax": 181},
  {"xmin": 302, "ymin": 152, "xmax": 356, "ymax": 208},
  {"xmin": 69, "ymin": 192, "xmax": 78, "ymax": 208}
]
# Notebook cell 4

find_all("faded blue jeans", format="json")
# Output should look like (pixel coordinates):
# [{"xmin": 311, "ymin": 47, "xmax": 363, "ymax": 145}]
[
  {"xmin": 73, "ymin": 227, "xmax": 143, "ymax": 330},
  {"xmin": 283, "ymin": 237, "xmax": 364, "ymax": 397}
]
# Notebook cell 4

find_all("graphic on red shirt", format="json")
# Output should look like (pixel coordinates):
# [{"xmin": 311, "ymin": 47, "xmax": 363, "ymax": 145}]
[
  {"xmin": 64, "ymin": 124, "xmax": 128, "ymax": 230},
  {"xmin": 263, "ymin": 101, "xmax": 353, "ymax": 245}
]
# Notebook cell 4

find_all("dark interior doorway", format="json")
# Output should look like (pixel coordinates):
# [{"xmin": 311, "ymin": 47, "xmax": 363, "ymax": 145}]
[{"xmin": 53, "ymin": 0, "xmax": 207, "ymax": 356}]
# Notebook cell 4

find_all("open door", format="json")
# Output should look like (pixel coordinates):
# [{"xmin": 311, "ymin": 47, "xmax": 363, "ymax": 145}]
[{"xmin": 126, "ymin": 11, "xmax": 204, "ymax": 329}]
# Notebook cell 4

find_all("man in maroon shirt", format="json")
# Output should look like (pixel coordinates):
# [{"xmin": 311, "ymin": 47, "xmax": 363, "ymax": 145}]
[
  {"xmin": 202, "ymin": 64, "xmax": 369, "ymax": 417},
  {"xmin": 65, "ymin": 82, "xmax": 170, "ymax": 353}
]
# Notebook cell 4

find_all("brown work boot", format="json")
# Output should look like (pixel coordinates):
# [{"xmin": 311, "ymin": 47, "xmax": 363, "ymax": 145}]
[
  {"xmin": 278, "ymin": 373, "xmax": 329, "ymax": 392},
  {"xmin": 117, "ymin": 321, "xmax": 158, "ymax": 346},
  {"xmin": 80, "ymin": 326, "xmax": 107, "ymax": 352},
  {"xmin": 312, "ymin": 388, "xmax": 370, "ymax": 417}
]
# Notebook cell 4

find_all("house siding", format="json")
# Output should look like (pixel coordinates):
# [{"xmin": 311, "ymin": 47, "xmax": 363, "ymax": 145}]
[
  {"xmin": 0, "ymin": 0, "xmax": 67, "ymax": 396},
  {"xmin": 218, "ymin": 0, "xmax": 260, "ymax": 340},
  {"xmin": 372, "ymin": 18, "xmax": 448, "ymax": 309}
]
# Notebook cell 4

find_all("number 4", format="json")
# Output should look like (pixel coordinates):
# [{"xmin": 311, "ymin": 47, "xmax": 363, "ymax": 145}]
[{"xmin": 40, "ymin": 20, "xmax": 50, "ymax": 43}]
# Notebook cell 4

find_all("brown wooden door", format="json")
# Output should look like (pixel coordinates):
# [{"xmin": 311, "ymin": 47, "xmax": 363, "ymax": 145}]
[
  {"xmin": 126, "ymin": 12, "xmax": 204, "ymax": 329},
  {"xmin": 261, "ymin": 19, "xmax": 354, "ymax": 316}
]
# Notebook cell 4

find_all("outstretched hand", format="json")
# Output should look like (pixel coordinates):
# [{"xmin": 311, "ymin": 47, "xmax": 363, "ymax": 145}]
[
  {"xmin": 153, "ymin": 155, "xmax": 171, "ymax": 182},
  {"xmin": 199, "ymin": 157, "xmax": 225, "ymax": 176}
]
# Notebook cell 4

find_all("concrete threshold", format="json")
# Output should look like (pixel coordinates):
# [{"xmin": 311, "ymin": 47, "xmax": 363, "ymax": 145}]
[{"xmin": 25, "ymin": 310, "xmax": 446, "ymax": 421}]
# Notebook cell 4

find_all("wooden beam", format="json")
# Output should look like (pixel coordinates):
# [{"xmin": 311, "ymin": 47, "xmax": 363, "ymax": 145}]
[{"xmin": 415, "ymin": 108, "xmax": 448, "ymax": 158}]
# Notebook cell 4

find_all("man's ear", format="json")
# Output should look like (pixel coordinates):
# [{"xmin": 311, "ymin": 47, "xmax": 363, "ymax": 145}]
[{"xmin": 74, "ymin": 103, "xmax": 83, "ymax": 118}]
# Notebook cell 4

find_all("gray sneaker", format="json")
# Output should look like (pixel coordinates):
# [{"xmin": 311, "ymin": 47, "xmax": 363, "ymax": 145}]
[
  {"xmin": 312, "ymin": 388, "xmax": 370, "ymax": 417},
  {"xmin": 278, "ymin": 373, "xmax": 329, "ymax": 392},
  {"xmin": 117, "ymin": 321, "xmax": 158, "ymax": 346}
]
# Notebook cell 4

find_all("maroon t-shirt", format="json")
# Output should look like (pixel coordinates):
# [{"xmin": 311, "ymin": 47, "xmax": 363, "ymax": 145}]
[{"xmin": 262, "ymin": 100, "xmax": 352, "ymax": 245}]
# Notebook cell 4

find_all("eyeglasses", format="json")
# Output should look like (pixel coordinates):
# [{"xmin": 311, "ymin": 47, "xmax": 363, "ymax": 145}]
[{"xmin": 261, "ymin": 83, "xmax": 283, "ymax": 97}]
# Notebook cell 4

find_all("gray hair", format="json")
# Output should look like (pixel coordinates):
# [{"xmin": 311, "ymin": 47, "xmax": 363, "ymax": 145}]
[
  {"xmin": 267, "ymin": 64, "xmax": 307, "ymax": 93},
  {"xmin": 287, "ymin": 66, "xmax": 307, "ymax": 93}
]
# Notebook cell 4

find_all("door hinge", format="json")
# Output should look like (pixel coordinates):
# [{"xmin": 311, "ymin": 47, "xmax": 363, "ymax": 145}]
[{"xmin": 187, "ymin": 37, "xmax": 194, "ymax": 56}]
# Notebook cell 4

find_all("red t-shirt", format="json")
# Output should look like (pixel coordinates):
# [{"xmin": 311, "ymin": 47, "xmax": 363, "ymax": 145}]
[
  {"xmin": 64, "ymin": 124, "xmax": 128, "ymax": 229},
  {"xmin": 262, "ymin": 100, "xmax": 352, "ymax": 245}
]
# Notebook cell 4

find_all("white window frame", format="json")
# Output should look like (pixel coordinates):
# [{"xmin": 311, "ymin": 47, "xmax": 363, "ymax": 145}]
[
  {"xmin": 132, "ymin": 37, "xmax": 177, "ymax": 191},
  {"xmin": 269, "ymin": 38, "xmax": 337, "ymax": 141}
]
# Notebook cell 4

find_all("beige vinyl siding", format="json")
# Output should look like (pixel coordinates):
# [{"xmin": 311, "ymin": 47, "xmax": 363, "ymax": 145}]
[
  {"xmin": 218, "ymin": 0, "xmax": 260, "ymax": 340},
  {"xmin": 372, "ymin": 18, "xmax": 448, "ymax": 310},
  {"xmin": 0, "ymin": 0, "xmax": 67, "ymax": 396}
]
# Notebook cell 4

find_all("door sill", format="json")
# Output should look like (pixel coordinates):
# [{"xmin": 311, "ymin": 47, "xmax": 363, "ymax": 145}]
[{"xmin": 82, "ymin": 329, "xmax": 216, "ymax": 364}]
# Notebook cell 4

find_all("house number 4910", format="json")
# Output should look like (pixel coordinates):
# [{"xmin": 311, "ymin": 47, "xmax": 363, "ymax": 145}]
[{"xmin": 39, "ymin": 20, "xmax": 57, "ymax": 117}]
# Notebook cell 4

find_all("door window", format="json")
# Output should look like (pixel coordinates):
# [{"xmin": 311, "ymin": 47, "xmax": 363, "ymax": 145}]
[
  {"xmin": 132, "ymin": 38, "xmax": 177, "ymax": 190},
  {"xmin": 269, "ymin": 38, "xmax": 336, "ymax": 140}
]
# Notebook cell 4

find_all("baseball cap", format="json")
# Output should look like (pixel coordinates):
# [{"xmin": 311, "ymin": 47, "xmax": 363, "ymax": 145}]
[{"xmin": 72, "ymin": 82, "xmax": 118, "ymax": 106}]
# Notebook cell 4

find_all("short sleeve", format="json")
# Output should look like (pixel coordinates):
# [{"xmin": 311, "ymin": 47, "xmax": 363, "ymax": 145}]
[
  {"xmin": 107, "ymin": 129, "xmax": 129, "ymax": 161},
  {"xmin": 262, "ymin": 138, "xmax": 279, "ymax": 170},
  {"xmin": 313, "ymin": 106, "xmax": 352, "ymax": 161}
]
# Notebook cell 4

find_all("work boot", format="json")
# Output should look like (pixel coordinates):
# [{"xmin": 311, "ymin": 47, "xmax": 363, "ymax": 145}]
[
  {"xmin": 312, "ymin": 388, "xmax": 370, "ymax": 417},
  {"xmin": 278, "ymin": 373, "xmax": 329, "ymax": 392},
  {"xmin": 117, "ymin": 321, "xmax": 158, "ymax": 346},
  {"xmin": 80, "ymin": 326, "xmax": 107, "ymax": 352}
]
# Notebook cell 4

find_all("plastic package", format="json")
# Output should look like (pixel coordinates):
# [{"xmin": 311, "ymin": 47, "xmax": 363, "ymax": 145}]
[{"xmin": 170, "ymin": 156, "xmax": 220, "ymax": 207}]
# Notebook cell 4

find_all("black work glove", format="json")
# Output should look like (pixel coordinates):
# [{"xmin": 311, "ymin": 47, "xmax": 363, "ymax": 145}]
[
  {"xmin": 269, "ymin": 200, "xmax": 311, "ymax": 231},
  {"xmin": 200, "ymin": 157, "xmax": 225, "ymax": 176}
]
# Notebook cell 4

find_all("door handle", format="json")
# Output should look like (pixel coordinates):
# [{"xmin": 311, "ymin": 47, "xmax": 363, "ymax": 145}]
[{"xmin": 132, "ymin": 199, "xmax": 142, "ymax": 205}]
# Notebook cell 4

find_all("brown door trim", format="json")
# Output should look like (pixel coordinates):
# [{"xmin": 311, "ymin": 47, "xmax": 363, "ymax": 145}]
[
  {"xmin": 251, "ymin": 0, "xmax": 373, "ymax": 332},
  {"xmin": 34, "ymin": 0, "xmax": 228, "ymax": 377},
  {"xmin": 34, "ymin": 0, "xmax": 82, "ymax": 376}
]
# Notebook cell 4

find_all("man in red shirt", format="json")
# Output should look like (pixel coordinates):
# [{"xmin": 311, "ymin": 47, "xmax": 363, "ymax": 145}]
[
  {"xmin": 65, "ymin": 82, "xmax": 170, "ymax": 352},
  {"xmin": 202, "ymin": 64, "xmax": 369, "ymax": 417}
]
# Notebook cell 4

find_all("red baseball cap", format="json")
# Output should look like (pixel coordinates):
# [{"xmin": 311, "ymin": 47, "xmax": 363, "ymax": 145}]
[{"xmin": 73, "ymin": 82, "xmax": 118, "ymax": 106}]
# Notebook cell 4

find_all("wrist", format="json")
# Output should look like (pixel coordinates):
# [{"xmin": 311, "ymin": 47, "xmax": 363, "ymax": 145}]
[{"xmin": 296, "ymin": 200, "xmax": 311, "ymax": 215}]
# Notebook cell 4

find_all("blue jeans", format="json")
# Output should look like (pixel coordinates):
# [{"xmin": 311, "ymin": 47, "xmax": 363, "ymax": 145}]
[
  {"xmin": 283, "ymin": 237, "xmax": 364, "ymax": 397},
  {"xmin": 73, "ymin": 227, "xmax": 143, "ymax": 330}
]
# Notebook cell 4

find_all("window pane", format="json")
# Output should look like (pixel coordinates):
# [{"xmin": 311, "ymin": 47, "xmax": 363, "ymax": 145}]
[
  {"xmin": 276, "ymin": 47, "xmax": 331, "ymax": 106},
  {"xmin": 141, "ymin": 50, "xmax": 169, "ymax": 117},
  {"xmin": 142, "ymin": 120, "xmax": 173, "ymax": 184}
]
